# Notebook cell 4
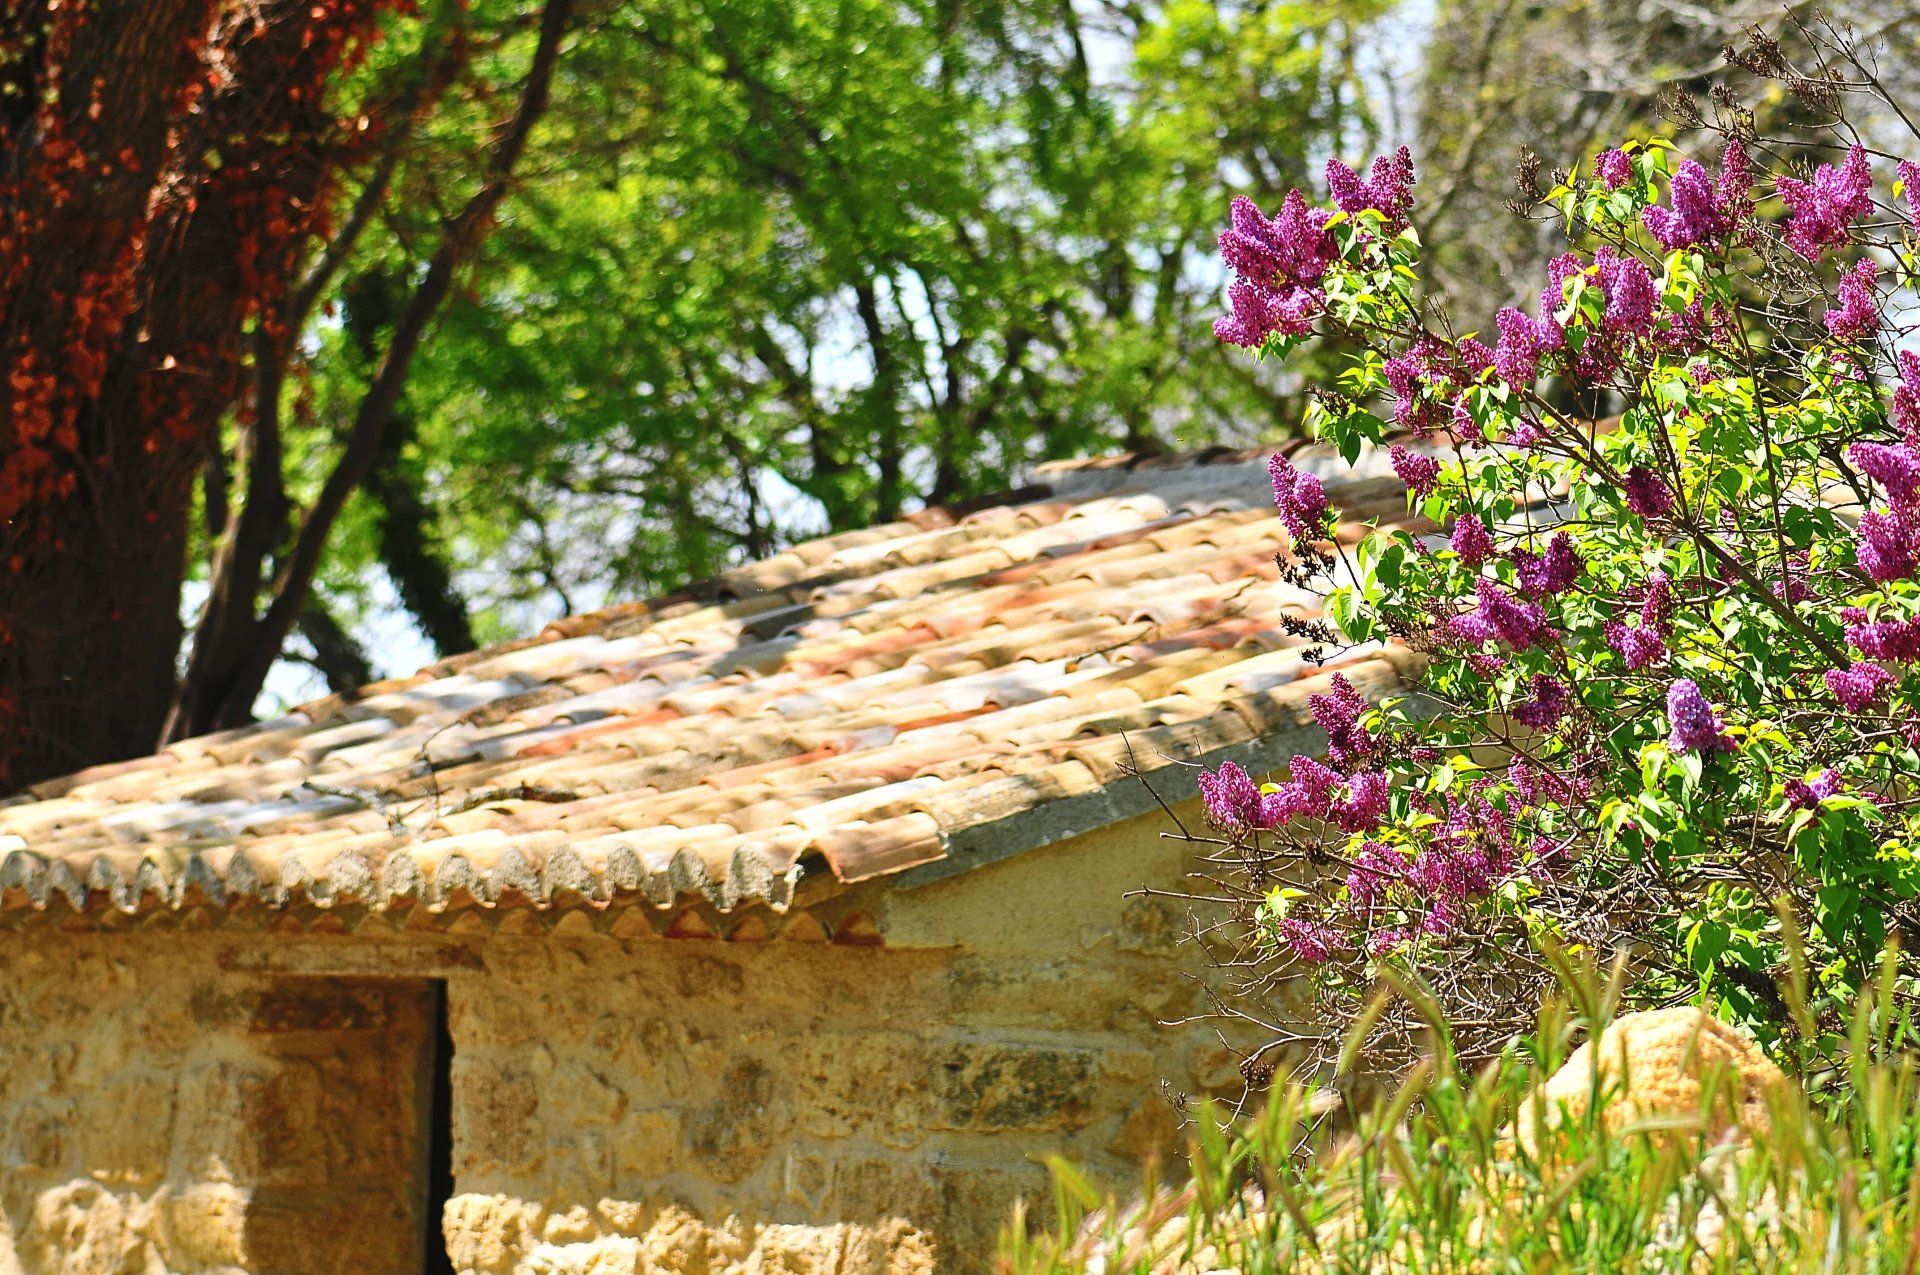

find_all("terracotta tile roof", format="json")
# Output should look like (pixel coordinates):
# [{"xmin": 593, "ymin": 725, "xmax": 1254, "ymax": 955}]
[{"xmin": 0, "ymin": 443, "xmax": 1431, "ymax": 922}]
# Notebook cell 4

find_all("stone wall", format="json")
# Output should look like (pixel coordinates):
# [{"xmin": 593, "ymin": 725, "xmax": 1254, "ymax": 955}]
[{"xmin": 0, "ymin": 803, "xmax": 1246, "ymax": 1274}]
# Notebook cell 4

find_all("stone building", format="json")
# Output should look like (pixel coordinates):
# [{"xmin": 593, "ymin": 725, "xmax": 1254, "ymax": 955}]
[{"xmin": 0, "ymin": 447, "xmax": 1420, "ymax": 1274}]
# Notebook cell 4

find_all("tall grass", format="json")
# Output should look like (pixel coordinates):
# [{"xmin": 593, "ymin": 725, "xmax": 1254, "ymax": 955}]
[{"xmin": 1003, "ymin": 952, "xmax": 1920, "ymax": 1273}]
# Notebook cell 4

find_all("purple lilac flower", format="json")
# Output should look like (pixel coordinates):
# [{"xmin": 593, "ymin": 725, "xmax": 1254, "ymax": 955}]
[
  {"xmin": 1784, "ymin": 769, "xmax": 1842, "ymax": 811},
  {"xmin": 1655, "ymin": 298, "xmax": 1713, "ymax": 357},
  {"xmin": 1826, "ymin": 661, "xmax": 1897, "ymax": 711},
  {"xmin": 1846, "ymin": 612, "xmax": 1920, "ymax": 662},
  {"xmin": 1214, "ymin": 279, "xmax": 1315, "ymax": 347},
  {"xmin": 1666, "ymin": 679, "xmax": 1734, "ymax": 753},
  {"xmin": 1605, "ymin": 620, "xmax": 1668, "ymax": 670},
  {"xmin": 1512, "ymin": 674, "xmax": 1573, "ymax": 728},
  {"xmin": 1623, "ymin": 465, "xmax": 1674, "ymax": 517},
  {"xmin": 1494, "ymin": 307, "xmax": 1547, "ymax": 385},
  {"xmin": 1595, "ymin": 247, "xmax": 1658, "ymax": 337},
  {"xmin": 1268, "ymin": 452, "xmax": 1332, "ymax": 542},
  {"xmin": 1451, "ymin": 515, "xmax": 1493, "ymax": 566},
  {"xmin": 1824, "ymin": 258, "xmax": 1879, "ymax": 341},
  {"xmin": 1335, "ymin": 771, "xmax": 1391, "ymax": 832},
  {"xmin": 1850, "ymin": 441, "xmax": 1920, "ymax": 504},
  {"xmin": 1900, "ymin": 159, "xmax": 1920, "ymax": 225},
  {"xmin": 1513, "ymin": 532, "xmax": 1582, "ymax": 597},
  {"xmin": 1389, "ymin": 443, "xmax": 1439, "ymax": 496},
  {"xmin": 1346, "ymin": 842, "xmax": 1403, "ymax": 907},
  {"xmin": 1642, "ymin": 143, "xmax": 1749, "ymax": 249},
  {"xmin": 1199, "ymin": 760, "xmax": 1261, "ymax": 829},
  {"xmin": 1541, "ymin": 252, "xmax": 1585, "ymax": 320},
  {"xmin": 1858, "ymin": 509, "xmax": 1918, "ymax": 583},
  {"xmin": 1509, "ymin": 759, "xmax": 1593, "ymax": 808},
  {"xmin": 1893, "ymin": 349, "xmax": 1920, "ymax": 445},
  {"xmin": 1215, "ymin": 191, "xmax": 1338, "ymax": 348},
  {"xmin": 1276, "ymin": 916, "xmax": 1346, "ymax": 964},
  {"xmin": 1852, "ymin": 431, "xmax": 1920, "ymax": 583},
  {"xmin": 1326, "ymin": 147, "xmax": 1416, "ymax": 233},
  {"xmin": 1772, "ymin": 553, "xmax": 1813, "ymax": 605},
  {"xmin": 1309, "ymin": 673, "xmax": 1377, "ymax": 768},
  {"xmin": 1458, "ymin": 338, "xmax": 1495, "ymax": 376},
  {"xmin": 1256, "ymin": 755, "xmax": 1342, "ymax": 827},
  {"xmin": 1219, "ymin": 191, "xmax": 1335, "ymax": 288},
  {"xmin": 1506, "ymin": 419, "xmax": 1546, "ymax": 449},
  {"xmin": 1381, "ymin": 344, "xmax": 1451, "ymax": 434},
  {"xmin": 1640, "ymin": 571, "xmax": 1673, "ymax": 630},
  {"xmin": 1596, "ymin": 147, "xmax": 1634, "ymax": 190},
  {"xmin": 1451, "ymin": 579, "xmax": 1551, "ymax": 650},
  {"xmin": 1777, "ymin": 145, "xmax": 1873, "ymax": 259}
]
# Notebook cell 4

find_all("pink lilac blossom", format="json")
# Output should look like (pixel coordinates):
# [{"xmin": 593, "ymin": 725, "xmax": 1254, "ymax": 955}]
[
  {"xmin": 1214, "ymin": 279, "xmax": 1317, "ymax": 347},
  {"xmin": 1326, "ymin": 147, "xmax": 1416, "ymax": 233},
  {"xmin": 1381, "ymin": 342, "xmax": 1460, "ymax": 434},
  {"xmin": 1596, "ymin": 147, "xmax": 1634, "ymax": 190},
  {"xmin": 1640, "ymin": 570, "xmax": 1673, "ymax": 630},
  {"xmin": 1850, "ymin": 441, "xmax": 1920, "ymax": 503},
  {"xmin": 1494, "ymin": 307, "xmax": 1548, "ymax": 385},
  {"xmin": 1199, "ymin": 760, "xmax": 1261, "ymax": 829},
  {"xmin": 1655, "ymin": 297, "xmax": 1724, "ymax": 358},
  {"xmin": 1642, "ymin": 142, "xmax": 1750, "ymax": 249},
  {"xmin": 1450, "ymin": 515, "xmax": 1493, "ymax": 566},
  {"xmin": 1823, "ymin": 258, "xmax": 1879, "ymax": 341},
  {"xmin": 1513, "ymin": 532, "xmax": 1582, "ymax": 597},
  {"xmin": 1901, "ymin": 159, "xmax": 1920, "ymax": 226},
  {"xmin": 1857, "ymin": 508, "xmax": 1918, "ymax": 583},
  {"xmin": 1268, "ymin": 452, "xmax": 1332, "ymax": 542},
  {"xmin": 1276, "ymin": 916, "xmax": 1346, "ymax": 964},
  {"xmin": 1219, "ymin": 191, "xmax": 1334, "ymax": 289},
  {"xmin": 1257, "ymin": 756, "xmax": 1342, "ymax": 827},
  {"xmin": 1595, "ymin": 247, "xmax": 1658, "ymax": 337},
  {"xmin": 1784, "ymin": 769, "xmax": 1842, "ymax": 811},
  {"xmin": 1509, "ymin": 759, "xmax": 1594, "ymax": 808},
  {"xmin": 1458, "ymin": 337, "xmax": 1495, "ymax": 376},
  {"xmin": 1666, "ymin": 679, "xmax": 1734, "ymax": 753},
  {"xmin": 1346, "ymin": 842, "xmax": 1403, "ymax": 907},
  {"xmin": 1389, "ymin": 443, "xmax": 1438, "ymax": 496},
  {"xmin": 1893, "ymin": 349, "xmax": 1920, "ymax": 445},
  {"xmin": 1623, "ymin": 465, "xmax": 1675, "ymax": 517},
  {"xmin": 1845, "ymin": 612, "xmax": 1920, "ymax": 662},
  {"xmin": 1309, "ymin": 673, "xmax": 1378, "ymax": 768},
  {"xmin": 1605, "ymin": 620, "xmax": 1668, "ymax": 669},
  {"xmin": 1541, "ymin": 252, "xmax": 1585, "ymax": 322},
  {"xmin": 1826, "ymin": 661, "xmax": 1897, "ymax": 711},
  {"xmin": 1335, "ymin": 771, "xmax": 1391, "ymax": 832},
  {"xmin": 1777, "ymin": 145, "xmax": 1873, "ymax": 259},
  {"xmin": 1214, "ymin": 191, "xmax": 1337, "ymax": 347},
  {"xmin": 1772, "ymin": 553, "xmax": 1814, "ymax": 605},
  {"xmin": 1451, "ymin": 578, "xmax": 1551, "ymax": 650},
  {"xmin": 1512, "ymin": 674, "xmax": 1572, "ymax": 728}
]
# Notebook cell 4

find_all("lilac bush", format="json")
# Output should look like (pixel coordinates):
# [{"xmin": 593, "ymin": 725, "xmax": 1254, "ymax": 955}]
[{"xmin": 1198, "ymin": 67, "xmax": 1920, "ymax": 1059}]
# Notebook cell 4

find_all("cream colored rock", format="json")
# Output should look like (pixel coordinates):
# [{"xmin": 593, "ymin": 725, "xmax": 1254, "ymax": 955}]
[
  {"xmin": 1511, "ymin": 1007, "xmax": 1788, "ymax": 1155},
  {"xmin": 148, "ymin": 1183, "xmax": 250, "ymax": 1270},
  {"xmin": 1060, "ymin": 1009, "xmax": 1792, "ymax": 1275}
]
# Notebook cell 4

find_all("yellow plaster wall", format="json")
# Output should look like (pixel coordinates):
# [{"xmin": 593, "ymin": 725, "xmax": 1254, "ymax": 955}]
[{"xmin": 0, "ymin": 801, "xmax": 1244, "ymax": 1274}]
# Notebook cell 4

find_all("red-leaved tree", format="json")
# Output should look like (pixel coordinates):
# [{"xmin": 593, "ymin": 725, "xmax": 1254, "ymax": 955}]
[{"xmin": 0, "ymin": 0, "xmax": 574, "ymax": 790}]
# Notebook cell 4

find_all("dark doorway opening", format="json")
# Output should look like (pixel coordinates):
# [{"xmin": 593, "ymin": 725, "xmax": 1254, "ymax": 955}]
[
  {"xmin": 423, "ymin": 980, "xmax": 457, "ymax": 1275},
  {"xmin": 242, "ymin": 976, "xmax": 452, "ymax": 1274}
]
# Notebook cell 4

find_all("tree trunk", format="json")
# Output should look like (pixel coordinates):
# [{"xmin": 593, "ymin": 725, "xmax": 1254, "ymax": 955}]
[
  {"xmin": 1, "ymin": 432, "xmax": 196, "ymax": 786},
  {"xmin": 0, "ymin": 0, "xmax": 394, "ymax": 791}
]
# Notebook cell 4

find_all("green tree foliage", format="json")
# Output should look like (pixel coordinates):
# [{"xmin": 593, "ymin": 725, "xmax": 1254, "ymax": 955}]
[{"xmin": 292, "ymin": 0, "xmax": 1392, "ymax": 664}]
